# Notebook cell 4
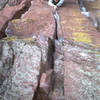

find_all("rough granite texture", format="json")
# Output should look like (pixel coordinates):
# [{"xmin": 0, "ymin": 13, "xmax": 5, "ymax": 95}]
[
  {"xmin": 0, "ymin": 35, "xmax": 48, "ymax": 100},
  {"xmin": 64, "ymin": 40, "xmax": 100, "ymax": 100},
  {"xmin": 0, "ymin": 0, "xmax": 22, "ymax": 10}
]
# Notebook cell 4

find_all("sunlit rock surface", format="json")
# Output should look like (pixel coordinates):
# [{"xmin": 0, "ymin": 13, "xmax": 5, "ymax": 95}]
[
  {"xmin": 6, "ymin": 0, "xmax": 55, "ymax": 38},
  {"xmin": 0, "ymin": 0, "xmax": 100, "ymax": 99},
  {"xmin": 0, "ymin": 0, "xmax": 31, "ymax": 38},
  {"xmin": 64, "ymin": 40, "xmax": 100, "ymax": 100},
  {"xmin": 0, "ymin": 35, "xmax": 48, "ymax": 100},
  {"xmin": 58, "ymin": 0, "xmax": 100, "ymax": 47}
]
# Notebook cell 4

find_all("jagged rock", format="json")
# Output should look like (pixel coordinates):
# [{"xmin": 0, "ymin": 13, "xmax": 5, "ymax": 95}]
[
  {"xmin": 0, "ymin": 0, "xmax": 8, "ymax": 10},
  {"xmin": 6, "ymin": 0, "xmax": 55, "ymax": 38},
  {"xmin": 8, "ymin": 0, "xmax": 22, "ymax": 6},
  {"xmin": 0, "ymin": 0, "xmax": 31, "ymax": 38},
  {"xmin": 64, "ymin": 40, "xmax": 100, "ymax": 100},
  {"xmin": 0, "ymin": 0, "xmax": 23, "ymax": 10},
  {"xmin": 52, "ymin": 40, "xmax": 64, "ymax": 100},
  {"xmin": 0, "ymin": 35, "xmax": 49, "ymax": 100}
]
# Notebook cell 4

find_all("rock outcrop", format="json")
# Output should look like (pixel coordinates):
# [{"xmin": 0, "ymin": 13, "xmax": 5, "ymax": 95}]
[
  {"xmin": 64, "ymin": 40, "xmax": 100, "ymax": 100},
  {"xmin": 0, "ymin": 0, "xmax": 22, "ymax": 10},
  {"xmin": 0, "ymin": 0, "xmax": 100, "ymax": 100},
  {"xmin": 0, "ymin": 0, "xmax": 32, "ymax": 38},
  {"xmin": 0, "ymin": 36, "xmax": 45, "ymax": 100},
  {"xmin": 6, "ymin": 1, "xmax": 55, "ymax": 38}
]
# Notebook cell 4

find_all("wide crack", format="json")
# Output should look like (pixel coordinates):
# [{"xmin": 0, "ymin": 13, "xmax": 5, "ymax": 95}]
[
  {"xmin": 33, "ymin": 37, "xmax": 55, "ymax": 100},
  {"xmin": 32, "ymin": 9, "xmax": 57, "ymax": 100},
  {"xmin": 0, "ymin": 1, "xmax": 31, "ymax": 39},
  {"xmin": 33, "ymin": 8, "xmax": 64, "ymax": 100}
]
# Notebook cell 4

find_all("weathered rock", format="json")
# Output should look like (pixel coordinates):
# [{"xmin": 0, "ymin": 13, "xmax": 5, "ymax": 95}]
[
  {"xmin": 6, "ymin": 0, "xmax": 55, "ymax": 38},
  {"xmin": 58, "ymin": 0, "xmax": 100, "ymax": 47},
  {"xmin": 0, "ymin": 0, "xmax": 24, "ymax": 10},
  {"xmin": 8, "ymin": 0, "xmax": 22, "ymax": 6},
  {"xmin": 0, "ymin": 35, "xmax": 49, "ymax": 100},
  {"xmin": 0, "ymin": 0, "xmax": 8, "ymax": 10},
  {"xmin": 51, "ymin": 40, "xmax": 64, "ymax": 100},
  {"xmin": 0, "ymin": 0, "xmax": 31, "ymax": 38},
  {"xmin": 64, "ymin": 40, "xmax": 100, "ymax": 100}
]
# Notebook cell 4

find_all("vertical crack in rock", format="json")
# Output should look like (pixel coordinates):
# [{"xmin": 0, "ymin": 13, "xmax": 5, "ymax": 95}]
[
  {"xmin": 33, "ymin": 9, "xmax": 64, "ymax": 100},
  {"xmin": 33, "ymin": 38, "xmax": 55, "ymax": 100},
  {"xmin": 0, "ymin": 0, "xmax": 31, "ymax": 39},
  {"xmin": 53, "ymin": 9, "xmax": 58, "ymax": 40},
  {"xmin": 78, "ymin": 0, "xmax": 98, "ymax": 29}
]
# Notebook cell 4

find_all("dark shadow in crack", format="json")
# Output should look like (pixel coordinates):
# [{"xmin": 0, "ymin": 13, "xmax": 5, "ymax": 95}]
[{"xmin": 0, "ymin": 1, "xmax": 31, "ymax": 39}]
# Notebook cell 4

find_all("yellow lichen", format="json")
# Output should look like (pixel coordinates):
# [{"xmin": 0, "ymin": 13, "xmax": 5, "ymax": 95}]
[
  {"xmin": 67, "ymin": 25, "xmax": 86, "ymax": 32},
  {"xmin": 2, "ymin": 36, "xmax": 17, "ymax": 42},
  {"xmin": 11, "ymin": 18, "xmax": 33, "ymax": 24},
  {"xmin": 72, "ymin": 32, "xmax": 92, "ymax": 44},
  {"xmin": 71, "ymin": 11, "xmax": 80, "ymax": 17},
  {"xmin": 23, "ymin": 38, "xmax": 33, "ymax": 41},
  {"xmin": 61, "ymin": 20, "xmax": 66, "ymax": 25},
  {"xmin": 11, "ymin": 19, "xmax": 19, "ymax": 23},
  {"xmin": 74, "ymin": 18, "xmax": 83, "ymax": 24},
  {"xmin": 21, "ymin": 18, "xmax": 33, "ymax": 23}
]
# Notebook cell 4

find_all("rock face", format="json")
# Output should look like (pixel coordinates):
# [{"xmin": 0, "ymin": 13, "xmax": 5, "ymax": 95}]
[
  {"xmin": 8, "ymin": 0, "xmax": 22, "ymax": 6},
  {"xmin": 64, "ymin": 40, "xmax": 100, "ymax": 100},
  {"xmin": 0, "ymin": 35, "xmax": 64, "ymax": 100},
  {"xmin": 0, "ymin": 36, "xmax": 48, "ymax": 100},
  {"xmin": 82, "ymin": 0, "xmax": 100, "ymax": 31},
  {"xmin": 0, "ymin": 0, "xmax": 8, "ymax": 10},
  {"xmin": 6, "ymin": 1, "xmax": 55, "ymax": 38},
  {"xmin": 0, "ymin": 0, "xmax": 22, "ymax": 10},
  {"xmin": 0, "ymin": 0, "xmax": 31, "ymax": 38},
  {"xmin": 0, "ymin": 0, "xmax": 100, "ymax": 100}
]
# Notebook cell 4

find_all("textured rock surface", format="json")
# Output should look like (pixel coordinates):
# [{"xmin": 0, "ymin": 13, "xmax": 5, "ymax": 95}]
[
  {"xmin": 0, "ymin": 0, "xmax": 100, "ymax": 100},
  {"xmin": 8, "ymin": 0, "xmax": 22, "ymax": 6},
  {"xmin": 58, "ymin": 0, "xmax": 100, "ymax": 47},
  {"xmin": 0, "ymin": 35, "xmax": 49, "ymax": 100},
  {"xmin": 0, "ymin": 0, "xmax": 8, "ymax": 10},
  {"xmin": 52, "ymin": 40, "xmax": 64, "ymax": 100},
  {"xmin": 0, "ymin": 0, "xmax": 31, "ymax": 38},
  {"xmin": 64, "ymin": 40, "xmax": 100, "ymax": 100},
  {"xmin": 0, "ymin": 0, "xmax": 23, "ymax": 10},
  {"xmin": 6, "ymin": 1, "xmax": 55, "ymax": 38}
]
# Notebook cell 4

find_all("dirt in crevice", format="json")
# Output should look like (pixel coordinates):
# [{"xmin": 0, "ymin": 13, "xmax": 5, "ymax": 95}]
[
  {"xmin": 0, "ymin": 1, "xmax": 31, "ymax": 39},
  {"xmin": 33, "ymin": 38, "xmax": 56, "ymax": 100},
  {"xmin": 32, "ymin": 8, "xmax": 60, "ymax": 98}
]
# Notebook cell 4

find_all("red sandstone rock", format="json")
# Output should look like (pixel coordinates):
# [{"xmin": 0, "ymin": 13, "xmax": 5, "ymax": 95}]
[
  {"xmin": 58, "ymin": 0, "xmax": 100, "ymax": 47},
  {"xmin": 0, "ymin": 0, "xmax": 31, "ymax": 38},
  {"xmin": 6, "ymin": 0, "xmax": 55, "ymax": 38},
  {"xmin": 0, "ymin": 35, "xmax": 49, "ymax": 100},
  {"xmin": 64, "ymin": 40, "xmax": 100, "ymax": 100}
]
